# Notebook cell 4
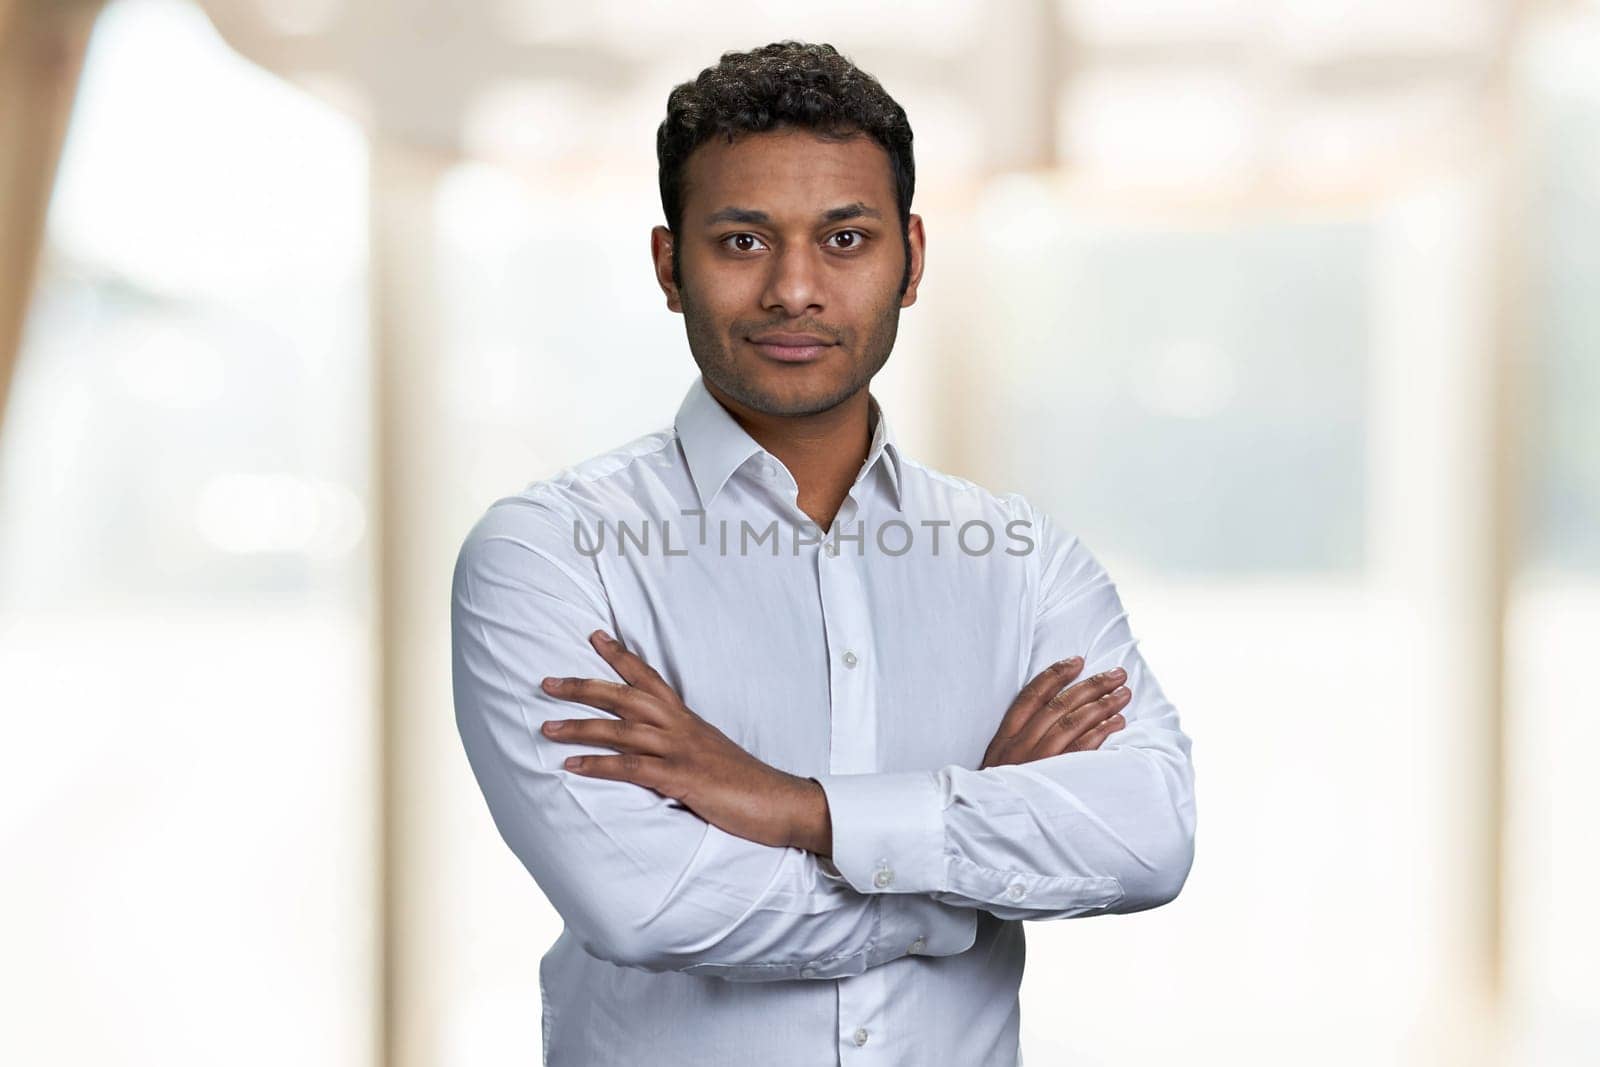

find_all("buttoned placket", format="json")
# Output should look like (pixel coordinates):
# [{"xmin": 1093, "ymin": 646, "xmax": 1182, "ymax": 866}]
[
  {"xmin": 751, "ymin": 453, "xmax": 905, "ymax": 1051},
  {"xmin": 815, "ymin": 490, "xmax": 889, "ymax": 1060}
]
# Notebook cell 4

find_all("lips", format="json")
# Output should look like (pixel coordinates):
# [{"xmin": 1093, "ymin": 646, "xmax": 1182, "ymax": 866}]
[{"xmin": 749, "ymin": 334, "xmax": 836, "ymax": 363}]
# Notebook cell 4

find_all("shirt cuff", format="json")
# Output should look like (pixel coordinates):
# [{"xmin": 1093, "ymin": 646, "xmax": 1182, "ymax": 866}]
[
  {"xmin": 811, "ymin": 770, "xmax": 948, "ymax": 897},
  {"xmin": 880, "ymin": 892, "xmax": 978, "ymax": 961}
]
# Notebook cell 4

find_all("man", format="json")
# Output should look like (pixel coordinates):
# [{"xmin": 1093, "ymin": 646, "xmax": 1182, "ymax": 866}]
[{"xmin": 452, "ymin": 40, "xmax": 1196, "ymax": 1066}]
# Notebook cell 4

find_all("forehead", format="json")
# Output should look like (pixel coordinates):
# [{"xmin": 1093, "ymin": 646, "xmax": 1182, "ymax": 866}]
[{"xmin": 682, "ymin": 128, "xmax": 894, "ymax": 221}]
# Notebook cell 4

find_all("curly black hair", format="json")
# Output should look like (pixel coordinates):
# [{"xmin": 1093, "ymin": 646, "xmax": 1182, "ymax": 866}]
[{"xmin": 656, "ymin": 41, "xmax": 916, "ymax": 297}]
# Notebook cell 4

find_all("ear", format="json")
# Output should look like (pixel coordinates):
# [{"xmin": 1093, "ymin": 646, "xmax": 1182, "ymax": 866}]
[
  {"xmin": 900, "ymin": 214, "xmax": 925, "ymax": 308},
  {"xmin": 650, "ymin": 226, "xmax": 683, "ymax": 313}
]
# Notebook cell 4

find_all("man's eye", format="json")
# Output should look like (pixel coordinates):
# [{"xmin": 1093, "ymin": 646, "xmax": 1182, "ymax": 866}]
[
  {"xmin": 721, "ymin": 233, "xmax": 768, "ymax": 253},
  {"xmin": 719, "ymin": 231, "xmax": 870, "ymax": 253}
]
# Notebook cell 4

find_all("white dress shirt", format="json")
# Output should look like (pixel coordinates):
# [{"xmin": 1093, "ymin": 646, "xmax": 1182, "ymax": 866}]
[{"xmin": 451, "ymin": 373, "xmax": 1197, "ymax": 1066}]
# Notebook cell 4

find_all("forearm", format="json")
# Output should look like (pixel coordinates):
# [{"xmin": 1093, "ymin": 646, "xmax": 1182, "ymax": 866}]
[
  {"xmin": 454, "ymin": 511, "xmax": 977, "ymax": 980},
  {"xmin": 786, "ymin": 777, "xmax": 833, "ymax": 857},
  {"xmin": 461, "ymin": 700, "xmax": 973, "ymax": 978},
  {"xmin": 810, "ymin": 732, "xmax": 1195, "ymax": 920},
  {"xmin": 787, "ymin": 697, "xmax": 1192, "ymax": 920}
]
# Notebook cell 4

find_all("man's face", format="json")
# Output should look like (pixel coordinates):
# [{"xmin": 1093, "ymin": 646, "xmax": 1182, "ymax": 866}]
[{"xmin": 651, "ymin": 127, "xmax": 924, "ymax": 419}]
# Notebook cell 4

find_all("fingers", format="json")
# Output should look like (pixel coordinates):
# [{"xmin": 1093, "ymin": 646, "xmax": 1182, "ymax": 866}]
[
  {"xmin": 1013, "ymin": 666, "xmax": 1129, "ymax": 754},
  {"xmin": 984, "ymin": 692, "xmax": 1130, "ymax": 768},
  {"xmin": 539, "ymin": 674, "xmax": 671, "ymax": 728},
  {"xmin": 1012, "ymin": 656, "xmax": 1086, "ymax": 717},
  {"xmin": 541, "ymin": 631, "xmax": 685, "ymax": 750},
  {"xmin": 541, "ymin": 630, "xmax": 681, "ymax": 725},
  {"xmin": 1036, "ymin": 681, "xmax": 1131, "ymax": 756},
  {"xmin": 560, "ymin": 751, "xmax": 666, "ymax": 788},
  {"xmin": 588, "ymin": 630, "xmax": 679, "ymax": 703},
  {"xmin": 984, "ymin": 656, "xmax": 1085, "ymax": 765},
  {"xmin": 541, "ymin": 713, "xmax": 672, "ymax": 756},
  {"xmin": 1041, "ymin": 688, "xmax": 1130, "ymax": 755},
  {"xmin": 1065, "ymin": 712, "xmax": 1126, "ymax": 754}
]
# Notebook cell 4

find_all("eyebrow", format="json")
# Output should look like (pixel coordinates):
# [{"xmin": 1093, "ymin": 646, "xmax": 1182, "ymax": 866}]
[{"xmin": 703, "ymin": 202, "xmax": 883, "ymax": 227}]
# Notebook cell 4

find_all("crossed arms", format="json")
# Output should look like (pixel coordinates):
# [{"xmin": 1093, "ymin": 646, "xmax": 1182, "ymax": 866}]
[{"xmin": 450, "ymin": 495, "xmax": 1196, "ymax": 982}]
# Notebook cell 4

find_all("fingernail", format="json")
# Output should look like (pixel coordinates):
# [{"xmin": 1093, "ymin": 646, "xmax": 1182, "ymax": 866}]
[
  {"xmin": 543, "ymin": 720, "xmax": 563, "ymax": 733},
  {"xmin": 590, "ymin": 630, "xmax": 613, "ymax": 646},
  {"xmin": 564, "ymin": 757, "xmax": 583, "ymax": 770},
  {"xmin": 542, "ymin": 677, "xmax": 561, "ymax": 690}
]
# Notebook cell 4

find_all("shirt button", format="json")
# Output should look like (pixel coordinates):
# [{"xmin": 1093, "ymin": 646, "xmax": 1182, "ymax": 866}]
[
  {"xmin": 853, "ymin": 1027, "xmax": 870, "ymax": 1047},
  {"xmin": 825, "ymin": 541, "xmax": 839, "ymax": 556},
  {"xmin": 842, "ymin": 650, "xmax": 858, "ymax": 668},
  {"xmin": 873, "ymin": 866, "xmax": 893, "ymax": 889},
  {"xmin": 800, "ymin": 966, "xmax": 817, "ymax": 978},
  {"xmin": 1007, "ymin": 882, "xmax": 1026, "ymax": 901},
  {"xmin": 909, "ymin": 936, "xmax": 926, "ymax": 954}
]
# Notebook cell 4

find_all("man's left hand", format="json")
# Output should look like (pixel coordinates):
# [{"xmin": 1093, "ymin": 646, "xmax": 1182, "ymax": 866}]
[{"xmin": 539, "ymin": 630, "xmax": 832, "ymax": 856}]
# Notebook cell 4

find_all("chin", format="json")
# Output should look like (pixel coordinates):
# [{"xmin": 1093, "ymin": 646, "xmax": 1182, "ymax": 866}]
[{"xmin": 757, "ymin": 376, "xmax": 864, "ymax": 417}]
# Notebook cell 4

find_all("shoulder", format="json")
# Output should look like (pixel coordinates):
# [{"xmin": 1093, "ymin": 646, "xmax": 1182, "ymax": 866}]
[
  {"xmin": 897, "ymin": 454, "xmax": 1105, "ymax": 602},
  {"xmin": 463, "ymin": 427, "xmax": 677, "ymax": 542},
  {"xmin": 453, "ymin": 426, "xmax": 676, "ymax": 598},
  {"xmin": 896, "ymin": 453, "xmax": 1073, "ymax": 552}
]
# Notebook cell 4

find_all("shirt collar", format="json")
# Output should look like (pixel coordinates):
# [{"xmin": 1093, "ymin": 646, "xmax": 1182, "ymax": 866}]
[{"xmin": 673, "ymin": 374, "xmax": 905, "ymax": 513}]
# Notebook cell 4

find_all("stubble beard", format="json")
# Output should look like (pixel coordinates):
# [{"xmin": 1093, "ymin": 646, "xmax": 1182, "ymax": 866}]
[{"xmin": 677, "ymin": 279, "xmax": 902, "ymax": 419}]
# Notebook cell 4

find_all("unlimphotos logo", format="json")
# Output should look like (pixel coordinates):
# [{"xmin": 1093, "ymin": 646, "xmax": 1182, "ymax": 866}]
[{"xmin": 572, "ymin": 508, "xmax": 1037, "ymax": 558}]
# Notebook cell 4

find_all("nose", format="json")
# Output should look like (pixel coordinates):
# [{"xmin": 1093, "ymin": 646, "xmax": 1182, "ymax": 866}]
[{"xmin": 759, "ymin": 242, "xmax": 825, "ymax": 318}]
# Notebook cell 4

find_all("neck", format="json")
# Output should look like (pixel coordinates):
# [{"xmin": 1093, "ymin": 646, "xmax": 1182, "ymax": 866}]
[{"xmin": 705, "ymin": 381, "xmax": 876, "ymax": 532}]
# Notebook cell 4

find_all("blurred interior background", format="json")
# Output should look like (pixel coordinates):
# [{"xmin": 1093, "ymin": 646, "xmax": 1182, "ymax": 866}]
[{"xmin": 1, "ymin": 0, "xmax": 1596, "ymax": 1064}]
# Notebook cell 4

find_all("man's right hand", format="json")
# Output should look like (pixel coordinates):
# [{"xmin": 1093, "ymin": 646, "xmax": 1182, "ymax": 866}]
[{"xmin": 979, "ymin": 657, "xmax": 1131, "ymax": 769}]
